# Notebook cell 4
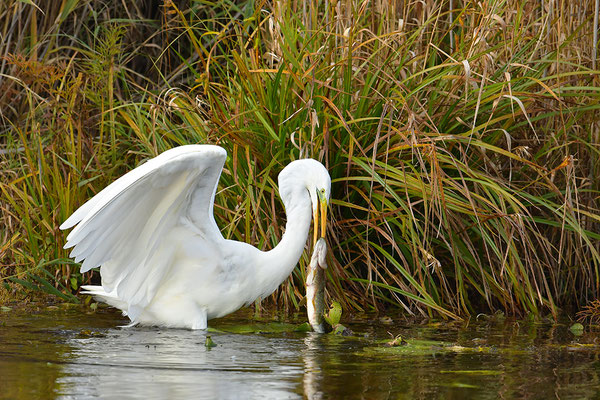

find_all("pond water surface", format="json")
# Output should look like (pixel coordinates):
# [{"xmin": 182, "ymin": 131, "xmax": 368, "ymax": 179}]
[{"xmin": 1, "ymin": 304, "xmax": 599, "ymax": 399}]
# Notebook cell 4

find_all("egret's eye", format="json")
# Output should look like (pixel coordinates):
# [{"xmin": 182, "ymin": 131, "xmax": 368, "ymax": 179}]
[{"xmin": 320, "ymin": 188, "xmax": 325, "ymax": 194}]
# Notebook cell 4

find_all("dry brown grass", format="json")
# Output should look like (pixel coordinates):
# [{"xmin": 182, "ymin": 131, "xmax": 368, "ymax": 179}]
[{"xmin": 1, "ymin": 0, "xmax": 600, "ymax": 319}]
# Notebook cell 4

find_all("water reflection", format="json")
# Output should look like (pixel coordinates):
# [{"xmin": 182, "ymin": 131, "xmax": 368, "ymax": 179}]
[
  {"xmin": 59, "ymin": 325, "xmax": 303, "ymax": 399},
  {"xmin": 1, "ymin": 306, "xmax": 600, "ymax": 399},
  {"xmin": 302, "ymin": 333, "xmax": 325, "ymax": 399}
]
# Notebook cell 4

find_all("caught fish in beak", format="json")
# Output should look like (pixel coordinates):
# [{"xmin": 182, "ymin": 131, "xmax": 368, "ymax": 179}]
[
  {"xmin": 307, "ymin": 188, "xmax": 330, "ymax": 333},
  {"xmin": 306, "ymin": 237, "xmax": 329, "ymax": 333}
]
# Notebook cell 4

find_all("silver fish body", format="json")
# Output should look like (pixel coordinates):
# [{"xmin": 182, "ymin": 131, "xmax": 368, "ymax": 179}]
[{"xmin": 306, "ymin": 238, "xmax": 328, "ymax": 333}]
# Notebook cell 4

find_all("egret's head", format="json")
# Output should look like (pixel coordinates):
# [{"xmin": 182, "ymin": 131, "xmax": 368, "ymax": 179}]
[{"xmin": 278, "ymin": 159, "xmax": 331, "ymax": 245}]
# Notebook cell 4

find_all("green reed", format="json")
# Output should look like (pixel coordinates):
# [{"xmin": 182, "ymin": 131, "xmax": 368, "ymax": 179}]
[{"xmin": 1, "ymin": 0, "xmax": 599, "ymax": 319}]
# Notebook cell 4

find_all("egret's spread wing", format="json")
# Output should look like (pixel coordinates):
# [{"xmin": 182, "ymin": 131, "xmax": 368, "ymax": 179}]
[{"xmin": 61, "ymin": 145, "xmax": 227, "ymax": 314}]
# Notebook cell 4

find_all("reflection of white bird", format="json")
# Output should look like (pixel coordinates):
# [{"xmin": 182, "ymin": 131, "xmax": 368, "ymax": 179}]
[{"xmin": 60, "ymin": 145, "xmax": 330, "ymax": 329}]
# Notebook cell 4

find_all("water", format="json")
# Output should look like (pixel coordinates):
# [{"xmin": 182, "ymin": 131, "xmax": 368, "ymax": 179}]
[{"xmin": 1, "ymin": 305, "xmax": 599, "ymax": 399}]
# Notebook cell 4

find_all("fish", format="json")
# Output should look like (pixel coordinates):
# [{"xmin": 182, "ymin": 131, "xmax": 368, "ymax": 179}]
[{"xmin": 306, "ymin": 237, "xmax": 330, "ymax": 333}]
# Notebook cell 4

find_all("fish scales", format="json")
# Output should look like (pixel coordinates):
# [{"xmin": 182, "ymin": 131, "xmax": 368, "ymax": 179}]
[{"xmin": 306, "ymin": 238, "xmax": 328, "ymax": 333}]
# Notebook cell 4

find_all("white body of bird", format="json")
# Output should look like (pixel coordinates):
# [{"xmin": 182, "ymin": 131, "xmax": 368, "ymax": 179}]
[{"xmin": 61, "ymin": 145, "xmax": 330, "ymax": 329}]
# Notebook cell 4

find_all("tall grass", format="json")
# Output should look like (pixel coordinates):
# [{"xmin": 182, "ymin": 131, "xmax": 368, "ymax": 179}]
[{"xmin": 1, "ymin": 0, "xmax": 599, "ymax": 319}]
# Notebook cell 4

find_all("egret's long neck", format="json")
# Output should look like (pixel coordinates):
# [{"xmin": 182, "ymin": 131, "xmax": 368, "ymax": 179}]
[{"xmin": 259, "ymin": 187, "xmax": 312, "ymax": 297}]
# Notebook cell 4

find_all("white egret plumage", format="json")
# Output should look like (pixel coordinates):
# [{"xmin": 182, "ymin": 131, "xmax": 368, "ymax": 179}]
[{"xmin": 60, "ymin": 145, "xmax": 330, "ymax": 329}]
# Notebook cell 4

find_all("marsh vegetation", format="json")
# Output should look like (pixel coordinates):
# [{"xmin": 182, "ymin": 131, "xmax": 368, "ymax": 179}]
[{"xmin": 1, "ymin": 0, "xmax": 600, "ymax": 321}]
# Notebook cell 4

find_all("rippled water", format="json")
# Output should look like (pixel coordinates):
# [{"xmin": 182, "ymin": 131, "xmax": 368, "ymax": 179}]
[{"xmin": 1, "ymin": 305, "xmax": 599, "ymax": 399}]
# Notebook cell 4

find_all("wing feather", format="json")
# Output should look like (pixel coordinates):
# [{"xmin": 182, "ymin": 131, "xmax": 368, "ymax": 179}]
[{"xmin": 61, "ymin": 145, "xmax": 227, "ymax": 315}]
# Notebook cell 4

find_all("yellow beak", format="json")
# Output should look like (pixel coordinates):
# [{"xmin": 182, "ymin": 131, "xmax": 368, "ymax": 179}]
[{"xmin": 313, "ymin": 190, "xmax": 328, "ymax": 246}]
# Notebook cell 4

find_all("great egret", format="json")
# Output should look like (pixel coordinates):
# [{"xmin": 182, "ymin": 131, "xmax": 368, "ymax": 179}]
[{"xmin": 60, "ymin": 145, "xmax": 331, "ymax": 329}]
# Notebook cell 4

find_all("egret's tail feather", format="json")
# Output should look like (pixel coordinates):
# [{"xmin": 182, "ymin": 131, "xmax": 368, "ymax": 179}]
[{"xmin": 81, "ymin": 285, "xmax": 128, "ymax": 312}]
